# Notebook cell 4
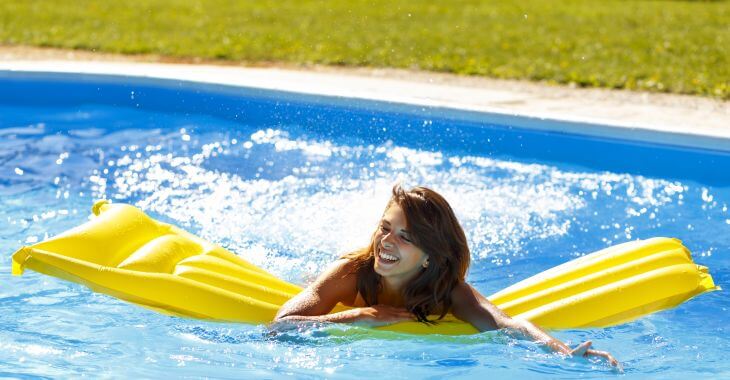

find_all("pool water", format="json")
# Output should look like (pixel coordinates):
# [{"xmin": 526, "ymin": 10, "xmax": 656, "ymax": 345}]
[{"xmin": 1, "ymin": 75, "xmax": 729, "ymax": 378}]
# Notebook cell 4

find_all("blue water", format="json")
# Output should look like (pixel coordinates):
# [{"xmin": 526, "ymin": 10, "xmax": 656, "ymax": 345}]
[{"xmin": 1, "ymin": 75, "xmax": 729, "ymax": 378}]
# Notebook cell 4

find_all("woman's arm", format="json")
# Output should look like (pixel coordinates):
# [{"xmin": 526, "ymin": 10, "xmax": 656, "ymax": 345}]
[
  {"xmin": 273, "ymin": 259, "xmax": 413, "ymax": 326},
  {"xmin": 450, "ymin": 282, "xmax": 620, "ymax": 368}
]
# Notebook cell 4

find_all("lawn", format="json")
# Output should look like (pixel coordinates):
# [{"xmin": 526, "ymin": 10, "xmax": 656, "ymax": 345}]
[{"xmin": 1, "ymin": 0, "xmax": 728, "ymax": 98}]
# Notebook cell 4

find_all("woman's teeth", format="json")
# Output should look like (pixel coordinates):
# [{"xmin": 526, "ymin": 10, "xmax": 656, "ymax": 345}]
[{"xmin": 379, "ymin": 252, "xmax": 399, "ymax": 262}]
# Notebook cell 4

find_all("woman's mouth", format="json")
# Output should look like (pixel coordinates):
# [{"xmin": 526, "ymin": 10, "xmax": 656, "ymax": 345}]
[{"xmin": 378, "ymin": 251, "xmax": 399, "ymax": 264}]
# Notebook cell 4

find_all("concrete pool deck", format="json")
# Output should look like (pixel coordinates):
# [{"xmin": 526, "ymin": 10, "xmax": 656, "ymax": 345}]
[{"xmin": 2, "ymin": 46, "xmax": 729, "ymax": 151}]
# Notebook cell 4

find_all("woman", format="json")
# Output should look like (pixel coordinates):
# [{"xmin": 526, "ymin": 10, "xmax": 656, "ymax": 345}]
[{"xmin": 275, "ymin": 185, "xmax": 620, "ymax": 368}]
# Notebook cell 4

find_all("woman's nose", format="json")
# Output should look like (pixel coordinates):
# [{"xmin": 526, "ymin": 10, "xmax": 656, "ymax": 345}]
[{"xmin": 381, "ymin": 232, "xmax": 395, "ymax": 248}]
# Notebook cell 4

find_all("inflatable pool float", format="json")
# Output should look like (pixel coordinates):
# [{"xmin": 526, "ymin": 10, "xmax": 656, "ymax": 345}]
[{"xmin": 11, "ymin": 201, "xmax": 718, "ymax": 335}]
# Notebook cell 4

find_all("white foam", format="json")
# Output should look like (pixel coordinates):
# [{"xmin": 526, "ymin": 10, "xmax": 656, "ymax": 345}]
[{"xmin": 97, "ymin": 129, "xmax": 682, "ymax": 281}]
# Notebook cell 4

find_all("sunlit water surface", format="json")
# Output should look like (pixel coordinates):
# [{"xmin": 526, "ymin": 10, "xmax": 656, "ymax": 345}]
[{"xmin": 1, "ymin": 104, "xmax": 728, "ymax": 378}]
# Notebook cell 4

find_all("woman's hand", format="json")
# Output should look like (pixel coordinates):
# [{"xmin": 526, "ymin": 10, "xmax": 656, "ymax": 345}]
[
  {"xmin": 355, "ymin": 305, "xmax": 414, "ymax": 326},
  {"xmin": 570, "ymin": 341, "xmax": 623, "ymax": 371},
  {"xmin": 272, "ymin": 304, "xmax": 413, "ymax": 328}
]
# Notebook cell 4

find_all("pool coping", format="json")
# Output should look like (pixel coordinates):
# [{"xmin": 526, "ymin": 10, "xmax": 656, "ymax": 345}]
[{"xmin": 1, "ymin": 60, "xmax": 729, "ymax": 152}]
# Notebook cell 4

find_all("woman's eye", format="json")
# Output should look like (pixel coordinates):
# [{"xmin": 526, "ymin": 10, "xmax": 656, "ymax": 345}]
[
  {"xmin": 380, "ymin": 225, "xmax": 390, "ymax": 232},
  {"xmin": 401, "ymin": 235, "xmax": 412, "ymax": 243}
]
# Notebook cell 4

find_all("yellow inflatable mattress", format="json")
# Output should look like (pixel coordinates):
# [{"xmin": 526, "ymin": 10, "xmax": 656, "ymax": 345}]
[{"xmin": 11, "ymin": 200, "xmax": 718, "ymax": 335}]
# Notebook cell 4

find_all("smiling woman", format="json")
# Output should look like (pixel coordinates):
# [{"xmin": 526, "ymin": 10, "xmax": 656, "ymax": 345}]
[
  {"xmin": 344, "ymin": 185, "xmax": 469, "ymax": 323},
  {"xmin": 274, "ymin": 185, "xmax": 620, "ymax": 368}
]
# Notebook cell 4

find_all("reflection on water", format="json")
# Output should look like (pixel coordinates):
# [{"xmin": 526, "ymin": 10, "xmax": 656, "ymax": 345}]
[{"xmin": 0, "ymin": 104, "xmax": 728, "ymax": 377}]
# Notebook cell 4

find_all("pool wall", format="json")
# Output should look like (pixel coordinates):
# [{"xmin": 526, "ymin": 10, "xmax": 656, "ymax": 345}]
[{"xmin": 2, "ymin": 70, "xmax": 729, "ymax": 186}]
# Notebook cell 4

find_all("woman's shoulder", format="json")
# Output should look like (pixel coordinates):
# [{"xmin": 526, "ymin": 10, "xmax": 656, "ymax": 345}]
[
  {"xmin": 448, "ymin": 281, "xmax": 480, "ymax": 308},
  {"xmin": 322, "ymin": 258, "xmax": 359, "ymax": 279},
  {"xmin": 306, "ymin": 258, "xmax": 360, "ymax": 304}
]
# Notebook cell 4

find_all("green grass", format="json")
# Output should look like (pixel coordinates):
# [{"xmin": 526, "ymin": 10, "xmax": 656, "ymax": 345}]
[{"xmin": 1, "ymin": 0, "xmax": 728, "ymax": 98}]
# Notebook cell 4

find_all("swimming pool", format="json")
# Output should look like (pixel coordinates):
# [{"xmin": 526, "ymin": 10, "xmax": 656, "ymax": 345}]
[{"xmin": 1, "ymin": 71, "xmax": 728, "ymax": 378}]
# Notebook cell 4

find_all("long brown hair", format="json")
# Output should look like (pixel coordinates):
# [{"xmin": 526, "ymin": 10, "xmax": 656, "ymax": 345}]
[{"xmin": 342, "ymin": 184, "xmax": 470, "ymax": 323}]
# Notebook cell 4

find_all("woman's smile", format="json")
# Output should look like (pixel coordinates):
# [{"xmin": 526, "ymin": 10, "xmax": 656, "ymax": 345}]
[{"xmin": 377, "ymin": 249, "xmax": 400, "ymax": 264}]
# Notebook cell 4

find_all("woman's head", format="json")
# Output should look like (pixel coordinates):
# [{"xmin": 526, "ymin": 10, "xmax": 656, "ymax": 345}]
[{"xmin": 344, "ymin": 184, "xmax": 471, "ymax": 322}]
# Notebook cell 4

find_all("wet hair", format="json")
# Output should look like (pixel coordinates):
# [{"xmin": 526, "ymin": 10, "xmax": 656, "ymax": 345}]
[{"xmin": 342, "ymin": 184, "xmax": 470, "ymax": 323}]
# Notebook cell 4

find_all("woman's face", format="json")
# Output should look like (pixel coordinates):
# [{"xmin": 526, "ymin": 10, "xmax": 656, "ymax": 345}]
[{"xmin": 373, "ymin": 203, "xmax": 429, "ymax": 287}]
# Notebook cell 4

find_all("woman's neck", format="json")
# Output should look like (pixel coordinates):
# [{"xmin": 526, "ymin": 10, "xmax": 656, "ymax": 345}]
[{"xmin": 378, "ymin": 277, "xmax": 406, "ymax": 306}]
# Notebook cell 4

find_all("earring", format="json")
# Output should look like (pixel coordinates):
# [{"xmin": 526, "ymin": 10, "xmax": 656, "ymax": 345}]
[{"xmin": 423, "ymin": 260, "xmax": 429, "ymax": 268}]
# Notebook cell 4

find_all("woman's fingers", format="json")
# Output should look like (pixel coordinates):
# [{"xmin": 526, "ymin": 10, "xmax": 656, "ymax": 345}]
[
  {"xmin": 387, "ymin": 306, "xmax": 413, "ymax": 320},
  {"xmin": 568, "ymin": 344, "xmax": 623, "ymax": 372},
  {"xmin": 588, "ymin": 350, "xmax": 617, "ymax": 365},
  {"xmin": 570, "ymin": 341, "xmax": 592, "ymax": 356},
  {"xmin": 369, "ymin": 305, "xmax": 413, "ymax": 322},
  {"xmin": 355, "ymin": 305, "xmax": 412, "ymax": 326},
  {"xmin": 585, "ymin": 349, "xmax": 623, "ymax": 372},
  {"xmin": 571, "ymin": 341, "xmax": 623, "ymax": 369}
]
